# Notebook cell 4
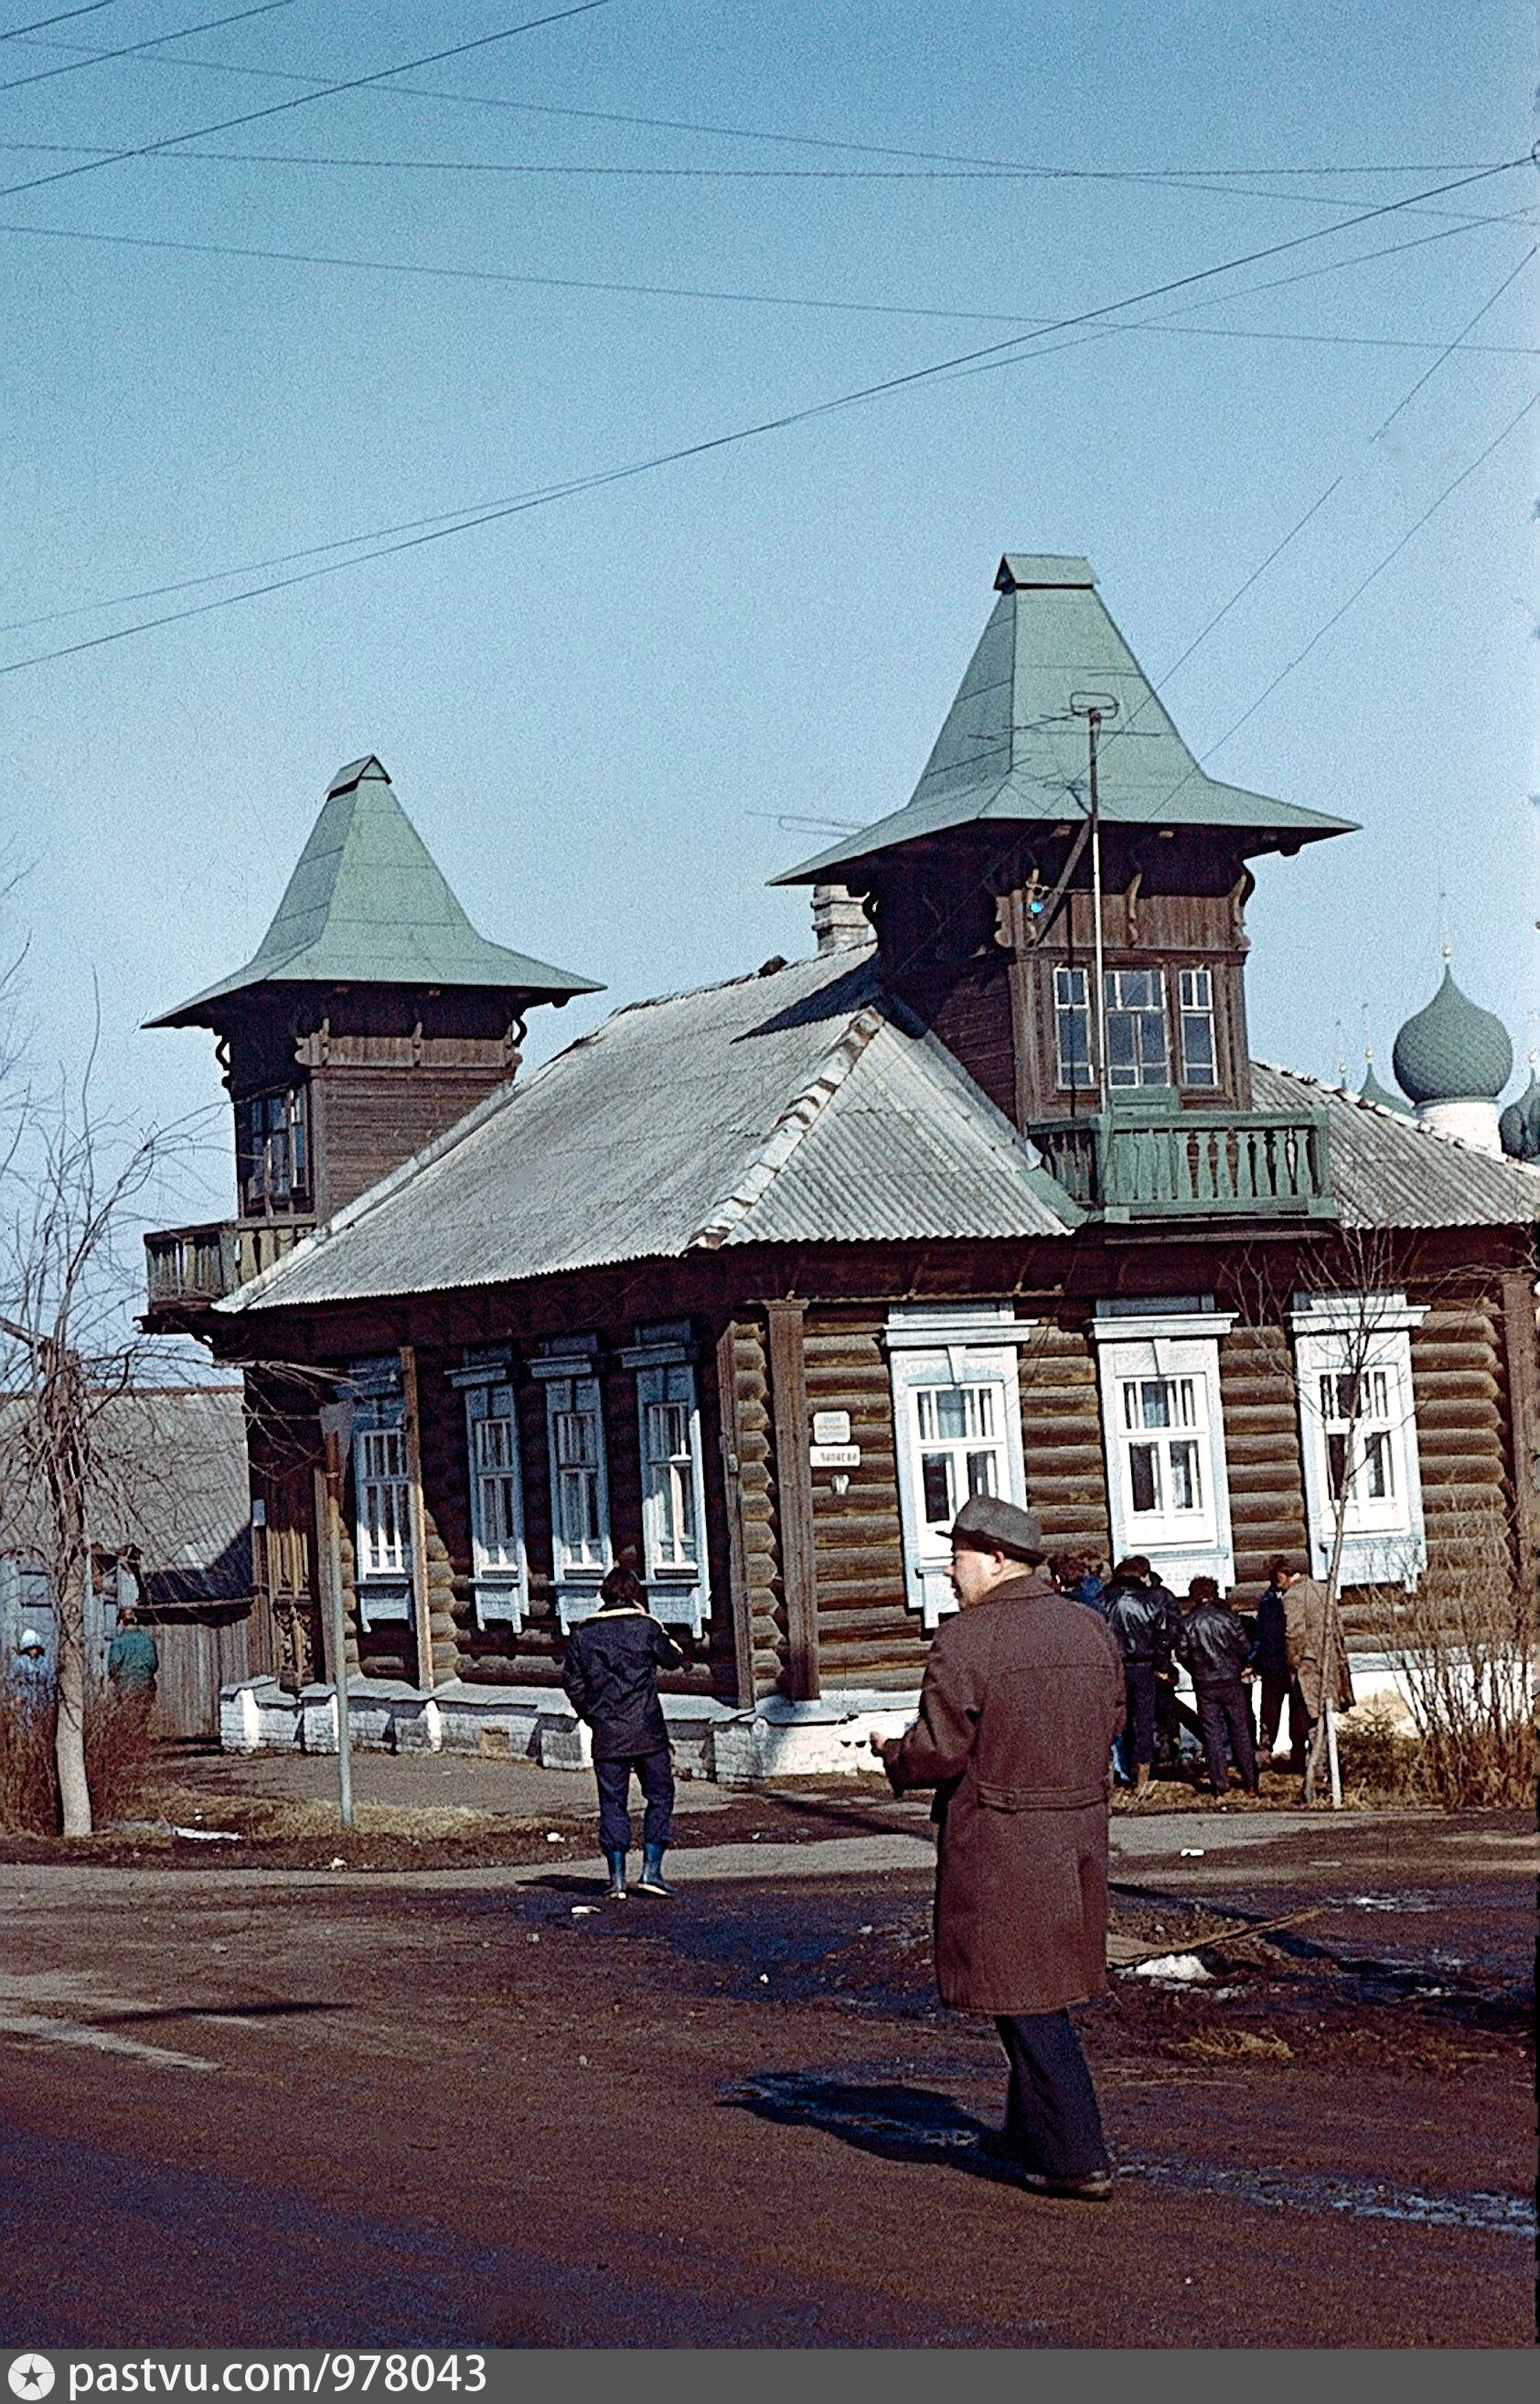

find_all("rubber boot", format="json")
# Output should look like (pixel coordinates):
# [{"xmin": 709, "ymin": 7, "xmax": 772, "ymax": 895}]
[
  {"xmin": 636, "ymin": 1843, "xmax": 674, "ymax": 1897},
  {"xmin": 604, "ymin": 1848, "xmax": 628, "ymax": 1900}
]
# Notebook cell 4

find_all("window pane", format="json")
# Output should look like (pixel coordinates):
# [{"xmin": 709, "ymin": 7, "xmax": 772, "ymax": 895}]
[
  {"xmin": 1326, "ymin": 1432, "xmax": 1347, "ymax": 1501},
  {"xmin": 1053, "ymin": 966, "xmax": 1094, "ymax": 1089},
  {"xmin": 1139, "ymin": 1379, "xmax": 1172, "ymax": 1429},
  {"xmin": 934, "ymin": 1389, "xmax": 968, "ymax": 1441},
  {"xmin": 966, "ymin": 1450, "xmax": 996, "ymax": 1499},
  {"xmin": 921, "ymin": 1454, "xmax": 952, "ymax": 1527},
  {"xmin": 1362, "ymin": 1433, "xmax": 1393, "ymax": 1499},
  {"xmin": 1128, "ymin": 1444, "xmax": 1160, "ymax": 1514},
  {"xmin": 1169, "ymin": 1441, "xmax": 1202, "ymax": 1511}
]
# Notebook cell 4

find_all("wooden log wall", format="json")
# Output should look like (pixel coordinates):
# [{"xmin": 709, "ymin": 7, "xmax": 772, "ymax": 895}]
[
  {"xmin": 1017, "ymin": 1323, "xmax": 1110, "ymax": 1561},
  {"xmin": 1408, "ymin": 1286, "xmax": 1511, "ymax": 1574},
  {"xmin": 310, "ymin": 1064, "xmax": 517, "ymax": 1220},
  {"xmin": 803, "ymin": 1311, "xmax": 917, "ymax": 1690},
  {"xmin": 728, "ymin": 1317, "xmax": 790, "ymax": 1694},
  {"xmin": 1218, "ymin": 1323, "xmax": 1310, "ymax": 1604}
]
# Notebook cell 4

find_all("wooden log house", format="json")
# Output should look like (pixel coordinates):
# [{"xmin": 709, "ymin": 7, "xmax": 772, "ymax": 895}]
[{"xmin": 143, "ymin": 562, "xmax": 1540, "ymax": 1775}]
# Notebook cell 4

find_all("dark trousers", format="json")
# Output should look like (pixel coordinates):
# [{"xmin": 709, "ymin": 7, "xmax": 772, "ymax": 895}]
[
  {"xmin": 1123, "ymin": 1662, "xmax": 1158, "ymax": 1767},
  {"xmin": 594, "ymin": 1750, "xmax": 674, "ymax": 1853},
  {"xmin": 1257, "ymin": 1673, "xmax": 1308, "ymax": 1767},
  {"xmin": 1195, "ymin": 1680, "xmax": 1257, "ymax": 1793},
  {"xmin": 993, "ymin": 2011, "xmax": 1109, "ymax": 2178}
]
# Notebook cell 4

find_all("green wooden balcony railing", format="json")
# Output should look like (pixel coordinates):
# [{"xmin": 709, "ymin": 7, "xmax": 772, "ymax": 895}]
[
  {"xmin": 1026, "ymin": 1108, "xmax": 1334, "ymax": 1219},
  {"xmin": 144, "ymin": 1216, "xmax": 316, "ymax": 1312}
]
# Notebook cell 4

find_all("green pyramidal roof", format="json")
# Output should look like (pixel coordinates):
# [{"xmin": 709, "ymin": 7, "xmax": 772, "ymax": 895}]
[
  {"xmin": 773, "ymin": 554, "xmax": 1356, "ymax": 885},
  {"xmin": 148, "ymin": 757, "xmax": 602, "ymax": 1028}
]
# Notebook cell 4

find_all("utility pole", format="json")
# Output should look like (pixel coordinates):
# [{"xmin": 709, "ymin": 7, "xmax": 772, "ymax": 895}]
[{"xmin": 1071, "ymin": 693, "xmax": 1119, "ymax": 1111}]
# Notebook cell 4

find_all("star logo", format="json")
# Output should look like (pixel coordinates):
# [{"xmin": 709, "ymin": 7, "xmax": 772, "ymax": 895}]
[{"xmin": 8, "ymin": 2362, "xmax": 55, "ymax": 2400}]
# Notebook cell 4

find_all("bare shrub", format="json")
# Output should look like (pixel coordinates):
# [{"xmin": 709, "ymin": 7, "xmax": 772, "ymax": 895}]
[
  {"xmin": 0, "ymin": 1684, "xmax": 157, "ymax": 1834},
  {"xmin": 1332, "ymin": 1701, "xmax": 1425, "ymax": 1805},
  {"xmin": 1364, "ymin": 1506, "xmax": 1537, "ymax": 1808}
]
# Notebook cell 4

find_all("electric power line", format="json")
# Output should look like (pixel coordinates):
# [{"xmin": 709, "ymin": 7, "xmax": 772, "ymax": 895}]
[
  {"xmin": 2, "ymin": 149, "xmax": 1535, "ymax": 677},
  {"xmin": 1199, "ymin": 388, "xmax": 1540, "ymax": 761},
  {"xmin": 1, "ymin": 207, "xmax": 1535, "ymax": 373},
  {"xmin": 0, "ymin": 0, "xmax": 626, "ymax": 205},
  {"xmin": 0, "ymin": 1, "xmax": 293, "ymax": 95},
  {"xmin": 0, "ymin": 1, "xmax": 124, "ymax": 38},
  {"xmin": 1372, "ymin": 244, "xmax": 1536, "ymax": 437}
]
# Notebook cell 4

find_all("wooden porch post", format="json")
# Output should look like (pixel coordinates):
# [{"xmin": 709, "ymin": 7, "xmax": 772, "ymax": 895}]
[
  {"xmin": 399, "ymin": 1344, "xmax": 435, "ymax": 1691},
  {"xmin": 765, "ymin": 1299, "xmax": 819, "ymax": 1701}
]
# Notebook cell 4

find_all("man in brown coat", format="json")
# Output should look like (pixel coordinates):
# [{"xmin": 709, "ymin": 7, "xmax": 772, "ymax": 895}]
[{"xmin": 872, "ymin": 1495, "xmax": 1126, "ymax": 2200}]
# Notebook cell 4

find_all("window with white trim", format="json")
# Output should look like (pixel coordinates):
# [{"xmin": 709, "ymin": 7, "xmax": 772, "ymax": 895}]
[
  {"xmin": 633, "ymin": 1349, "xmax": 711, "ymax": 1634},
  {"xmin": 1177, "ymin": 966, "xmax": 1219, "ymax": 1088},
  {"xmin": 1290, "ymin": 1293, "xmax": 1427, "ymax": 1587},
  {"xmin": 1104, "ymin": 968, "xmax": 1170, "ymax": 1088},
  {"xmin": 885, "ymin": 1306, "xmax": 1032, "ymax": 1627},
  {"xmin": 465, "ymin": 1378, "xmax": 527, "ymax": 1626},
  {"xmin": 1117, "ymin": 1372, "xmax": 1209, "ymax": 1537},
  {"xmin": 1053, "ymin": 966, "xmax": 1095, "ymax": 1089},
  {"xmin": 534, "ymin": 1348, "xmax": 613, "ymax": 1627},
  {"xmin": 1089, "ymin": 1302, "xmax": 1235, "ymax": 1589},
  {"xmin": 349, "ymin": 1375, "xmax": 412, "ymax": 1626}
]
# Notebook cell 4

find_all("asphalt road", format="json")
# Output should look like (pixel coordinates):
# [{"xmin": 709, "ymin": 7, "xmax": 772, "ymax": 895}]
[{"xmin": 0, "ymin": 1803, "xmax": 1533, "ymax": 2349}]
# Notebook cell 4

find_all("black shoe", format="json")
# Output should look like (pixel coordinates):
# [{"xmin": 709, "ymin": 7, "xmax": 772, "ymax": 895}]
[{"xmin": 1019, "ymin": 2169, "xmax": 1115, "ymax": 2202}]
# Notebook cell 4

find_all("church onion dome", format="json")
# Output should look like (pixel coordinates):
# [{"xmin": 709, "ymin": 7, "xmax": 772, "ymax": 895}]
[
  {"xmin": 1358, "ymin": 1062, "xmax": 1410, "ymax": 1116},
  {"xmin": 1499, "ymin": 1067, "xmax": 1540, "ymax": 1162},
  {"xmin": 1391, "ymin": 966, "xmax": 1513, "ymax": 1106}
]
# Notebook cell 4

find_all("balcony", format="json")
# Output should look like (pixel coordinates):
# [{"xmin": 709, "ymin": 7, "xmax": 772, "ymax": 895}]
[
  {"xmin": 144, "ymin": 1216, "xmax": 316, "ymax": 1317},
  {"xmin": 1027, "ymin": 1107, "xmax": 1333, "ymax": 1222}
]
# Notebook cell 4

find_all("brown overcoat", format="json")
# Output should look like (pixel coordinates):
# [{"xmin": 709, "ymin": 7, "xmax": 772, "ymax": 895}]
[
  {"xmin": 884, "ymin": 1571, "xmax": 1126, "ymax": 2015},
  {"xmin": 1283, "ymin": 1576, "xmax": 1355, "ymax": 1718}
]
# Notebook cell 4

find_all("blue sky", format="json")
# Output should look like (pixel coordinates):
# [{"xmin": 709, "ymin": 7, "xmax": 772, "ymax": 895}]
[{"xmin": 2, "ymin": 0, "xmax": 1535, "ymax": 1235}]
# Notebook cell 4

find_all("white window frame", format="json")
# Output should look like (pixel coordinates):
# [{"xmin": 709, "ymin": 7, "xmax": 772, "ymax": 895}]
[
  {"xmin": 1103, "ymin": 966, "xmax": 1171, "ymax": 1089},
  {"xmin": 1177, "ymin": 965, "xmax": 1220, "ymax": 1089},
  {"xmin": 455, "ymin": 1361, "xmax": 528, "ymax": 1629},
  {"xmin": 1289, "ymin": 1293, "xmax": 1427, "ymax": 1589},
  {"xmin": 1053, "ymin": 965, "xmax": 1095, "ymax": 1090},
  {"xmin": 621, "ymin": 1324, "xmax": 711, "ymax": 1636},
  {"xmin": 531, "ymin": 1339, "xmax": 612, "ymax": 1629},
  {"xmin": 350, "ymin": 1395, "xmax": 412, "ymax": 1628},
  {"xmin": 1089, "ymin": 1301, "xmax": 1235, "ymax": 1589},
  {"xmin": 884, "ymin": 1305, "xmax": 1032, "ymax": 1628}
]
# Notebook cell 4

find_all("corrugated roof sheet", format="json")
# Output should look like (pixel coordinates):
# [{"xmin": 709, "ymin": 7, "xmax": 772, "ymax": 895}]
[
  {"xmin": 775, "ymin": 557, "xmax": 1354, "ymax": 886},
  {"xmin": 1253, "ymin": 1063, "xmax": 1540, "ymax": 1229},
  {"xmin": 220, "ymin": 952, "xmax": 1079, "ymax": 1313},
  {"xmin": 0, "ymin": 1388, "xmax": 251, "ymax": 1603},
  {"xmin": 148, "ymin": 757, "xmax": 601, "ymax": 1027}
]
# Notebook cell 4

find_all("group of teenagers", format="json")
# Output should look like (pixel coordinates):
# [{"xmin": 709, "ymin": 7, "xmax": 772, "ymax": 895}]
[{"xmin": 1044, "ymin": 1548, "xmax": 1352, "ymax": 1803}]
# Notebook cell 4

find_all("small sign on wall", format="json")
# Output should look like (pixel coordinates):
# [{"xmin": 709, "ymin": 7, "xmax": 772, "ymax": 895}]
[
  {"xmin": 812, "ymin": 1411, "xmax": 851, "ymax": 1445},
  {"xmin": 809, "ymin": 1443, "xmax": 861, "ymax": 1469}
]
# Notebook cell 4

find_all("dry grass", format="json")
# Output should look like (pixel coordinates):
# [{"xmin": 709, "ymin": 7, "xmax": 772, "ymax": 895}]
[
  {"xmin": 1362, "ymin": 1506, "xmax": 1537, "ymax": 1809},
  {"xmin": 1178, "ymin": 2030, "xmax": 1295, "ymax": 2063},
  {"xmin": 0, "ymin": 1686, "xmax": 158, "ymax": 1833},
  {"xmin": 141, "ymin": 1782, "xmax": 529, "ymax": 1845}
]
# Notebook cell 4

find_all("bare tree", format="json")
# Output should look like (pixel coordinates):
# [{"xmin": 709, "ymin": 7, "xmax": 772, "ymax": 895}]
[{"xmin": 0, "ymin": 1026, "xmax": 191, "ymax": 1834}]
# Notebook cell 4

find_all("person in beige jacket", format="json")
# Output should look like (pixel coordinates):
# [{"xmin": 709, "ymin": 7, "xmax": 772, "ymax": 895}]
[
  {"xmin": 872, "ymin": 1495, "xmax": 1125, "ymax": 2200},
  {"xmin": 1280, "ymin": 1564, "xmax": 1355, "ymax": 1790}
]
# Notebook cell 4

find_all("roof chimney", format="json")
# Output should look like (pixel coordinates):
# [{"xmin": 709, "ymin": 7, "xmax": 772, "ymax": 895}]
[{"xmin": 812, "ymin": 884, "xmax": 875, "ymax": 956}]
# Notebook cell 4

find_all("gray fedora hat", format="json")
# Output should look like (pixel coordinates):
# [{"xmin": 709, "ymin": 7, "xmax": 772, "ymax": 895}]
[{"xmin": 950, "ymin": 1494, "xmax": 1043, "ymax": 1561}]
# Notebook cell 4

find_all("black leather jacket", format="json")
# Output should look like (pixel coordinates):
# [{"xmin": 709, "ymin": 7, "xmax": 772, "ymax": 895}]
[
  {"xmin": 561, "ymin": 1605, "xmax": 683, "ymax": 1759},
  {"xmin": 1176, "ymin": 1599, "xmax": 1253, "ymax": 1690},
  {"xmin": 1102, "ymin": 1579, "xmax": 1180, "ymax": 1669}
]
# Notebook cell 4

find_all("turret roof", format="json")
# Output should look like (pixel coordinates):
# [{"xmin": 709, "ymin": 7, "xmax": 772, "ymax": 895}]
[
  {"xmin": 148, "ymin": 757, "xmax": 601, "ymax": 1028},
  {"xmin": 773, "ymin": 555, "xmax": 1355, "ymax": 886}
]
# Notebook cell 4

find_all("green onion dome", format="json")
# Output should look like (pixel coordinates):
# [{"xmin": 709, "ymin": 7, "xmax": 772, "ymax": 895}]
[
  {"xmin": 1392, "ymin": 967, "xmax": 1513, "ymax": 1106},
  {"xmin": 1499, "ymin": 1067, "xmax": 1540, "ymax": 1162},
  {"xmin": 1358, "ymin": 1062, "xmax": 1411, "ymax": 1116}
]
